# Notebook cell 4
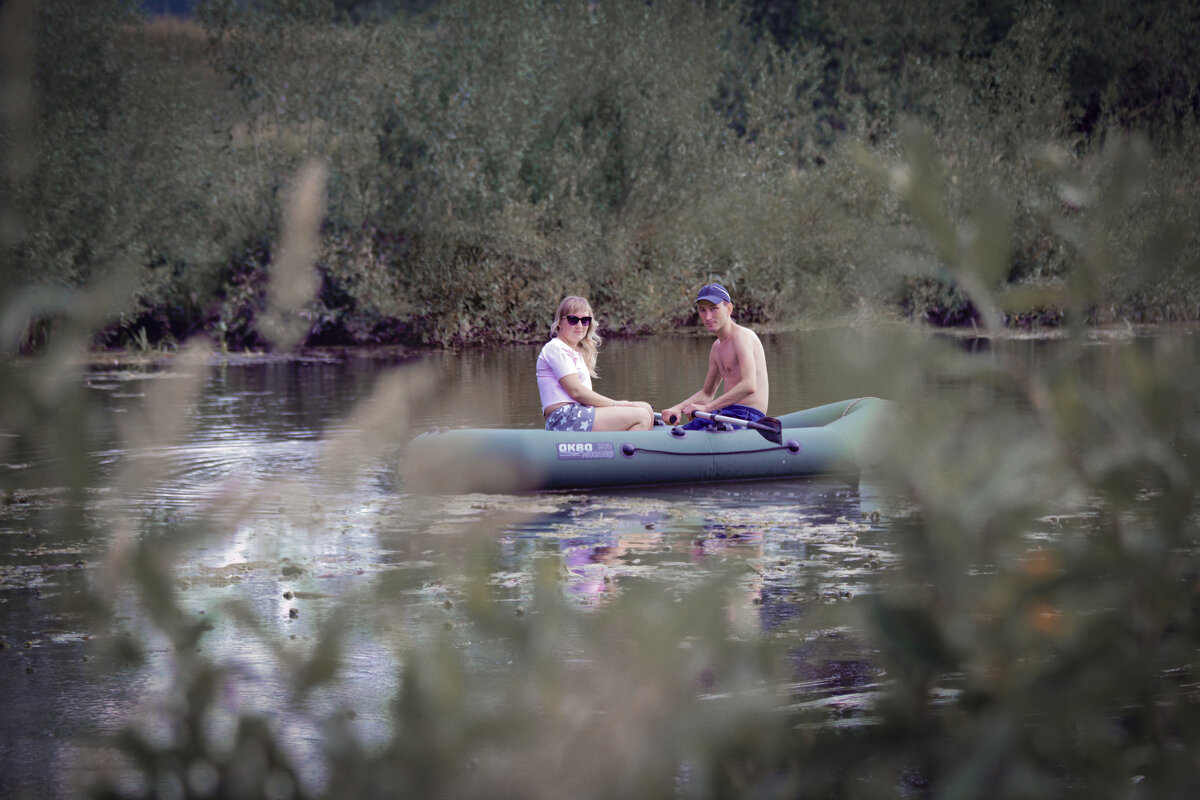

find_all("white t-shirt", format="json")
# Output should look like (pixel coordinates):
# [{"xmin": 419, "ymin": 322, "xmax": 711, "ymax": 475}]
[{"xmin": 536, "ymin": 337, "xmax": 592, "ymax": 412}]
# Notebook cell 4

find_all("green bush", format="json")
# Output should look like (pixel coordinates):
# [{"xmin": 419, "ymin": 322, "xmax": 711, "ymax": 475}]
[{"xmin": 7, "ymin": 0, "xmax": 1200, "ymax": 351}]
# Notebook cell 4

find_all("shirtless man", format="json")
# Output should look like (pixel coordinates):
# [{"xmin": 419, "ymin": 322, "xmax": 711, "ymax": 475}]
[{"xmin": 661, "ymin": 283, "xmax": 770, "ymax": 429}]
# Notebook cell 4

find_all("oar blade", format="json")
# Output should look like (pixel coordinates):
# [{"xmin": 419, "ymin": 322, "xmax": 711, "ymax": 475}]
[{"xmin": 754, "ymin": 416, "xmax": 783, "ymax": 445}]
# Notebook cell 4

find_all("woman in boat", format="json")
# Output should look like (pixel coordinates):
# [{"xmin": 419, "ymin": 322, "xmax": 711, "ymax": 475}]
[{"xmin": 537, "ymin": 296, "xmax": 655, "ymax": 431}]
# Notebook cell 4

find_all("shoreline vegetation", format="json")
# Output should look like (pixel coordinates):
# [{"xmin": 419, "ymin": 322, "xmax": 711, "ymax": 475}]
[
  {"xmin": 74, "ymin": 315, "xmax": 1200, "ymax": 372},
  {"xmin": 3, "ymin": 0, "xmax": 1200, "ymax": 358}
]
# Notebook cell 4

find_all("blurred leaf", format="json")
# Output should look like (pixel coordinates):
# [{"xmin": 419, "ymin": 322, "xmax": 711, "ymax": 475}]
[
  {"xmin": 259, "ymin": 161, "xmax": 326, "ymax": 350},
  {"xmin": 294, "ymin": 608, "xmax": 348, "ymax": 694},
  {"xmin": 870, "ymin": 599, "xmax": 958, "ymax": 672},
  {"xmin": 965, "ymin": 190, "xmax": 1013, "ymax": 289}
]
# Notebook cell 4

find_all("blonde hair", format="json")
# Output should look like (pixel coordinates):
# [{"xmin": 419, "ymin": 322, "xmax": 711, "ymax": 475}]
[{"xmin": 550, "ymin": 295, "xmax": 601, "ymax": 377}]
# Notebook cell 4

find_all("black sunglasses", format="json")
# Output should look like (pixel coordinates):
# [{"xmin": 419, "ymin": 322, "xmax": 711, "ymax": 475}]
[{"xmin": 564, "ymin": 315, "xmax": 592, "ymax": 326}]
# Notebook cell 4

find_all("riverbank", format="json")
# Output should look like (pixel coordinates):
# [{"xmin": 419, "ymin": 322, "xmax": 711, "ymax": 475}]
[{"xmin": 70, "ymin": 313, "xmax": 1200, "ymax": 372}]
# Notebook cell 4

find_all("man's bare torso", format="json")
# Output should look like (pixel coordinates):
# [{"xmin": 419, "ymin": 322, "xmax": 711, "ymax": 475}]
[{"xmin": 713, "ymin": 323, "xmax": 769, "ymax": 413}]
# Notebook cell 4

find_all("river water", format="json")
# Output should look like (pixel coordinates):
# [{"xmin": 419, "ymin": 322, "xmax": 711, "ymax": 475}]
[{"xmin": 0, "ymin": 325, "xmax": 1192, "ymax": 796}]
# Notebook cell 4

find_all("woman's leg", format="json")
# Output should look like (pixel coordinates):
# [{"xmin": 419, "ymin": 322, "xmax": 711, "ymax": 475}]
[{"xmin": 592, "ymin": 405, "xmax": 654, "ymax": 431}]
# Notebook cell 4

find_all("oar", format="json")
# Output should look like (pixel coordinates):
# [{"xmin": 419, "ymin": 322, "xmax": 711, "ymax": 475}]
[{"xmin": 654, "ymin": 410, "xmax": 783, "ymax": 445}]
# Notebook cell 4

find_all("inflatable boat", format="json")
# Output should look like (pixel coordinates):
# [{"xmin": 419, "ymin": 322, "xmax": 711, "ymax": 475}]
[{"xmin": 404, "ymin": 397, "xmax": 893, "ymax": 494}]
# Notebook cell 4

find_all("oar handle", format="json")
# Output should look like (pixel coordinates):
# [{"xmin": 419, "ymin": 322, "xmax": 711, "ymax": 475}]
[
  {"xmin": 653, "ymin": 409, "xmax": 764, "ymax": 428},
  {"xmin": 695, "ymin": 410, "xmax": 748, "ymax": 426}
]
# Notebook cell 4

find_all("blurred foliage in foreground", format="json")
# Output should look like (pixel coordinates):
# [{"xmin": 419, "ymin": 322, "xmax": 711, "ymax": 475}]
[
  {"xmin": 3, "ymin": 112, "xmax": 1199, "ymax": 795},
  {"xmin": 3, "ymin": 0, "xmax": 1200, "ymax": 352}
]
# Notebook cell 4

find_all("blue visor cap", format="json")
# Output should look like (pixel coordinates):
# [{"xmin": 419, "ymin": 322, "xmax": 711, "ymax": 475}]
[{"xmin": 695, "ymin": 283, "xmax": 732, "ymax": 305}]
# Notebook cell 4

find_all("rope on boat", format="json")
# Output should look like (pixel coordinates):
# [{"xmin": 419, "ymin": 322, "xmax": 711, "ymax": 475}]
[
  {"xmin": 623, "ymin": 444, "xmax": 797, "ymax": 457},
  {"xmin": 840, "ymin": 397, "xmax": 880, "ymax": 417}
]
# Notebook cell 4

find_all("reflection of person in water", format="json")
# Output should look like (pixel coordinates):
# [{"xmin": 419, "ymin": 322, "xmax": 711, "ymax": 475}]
[
  {"xmin": 689, "ymin": 526, "xmax": 765, "ymax": 633},
  {"xmin": 558, "ymin": 524, "xmax": 769, "ymax": 631},
  {"xmin": 559, "ymin": 529, "xmax": 667, "ymax": 597},
  {"xmin": 561, "ymin": 539, "xmax": 620, "ymax": 596}
]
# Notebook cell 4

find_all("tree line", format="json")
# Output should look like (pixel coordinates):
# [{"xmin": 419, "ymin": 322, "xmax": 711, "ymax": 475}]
[{"xmin": 3, "ymin": 0, "xmax": 1199, "ymax": 353}]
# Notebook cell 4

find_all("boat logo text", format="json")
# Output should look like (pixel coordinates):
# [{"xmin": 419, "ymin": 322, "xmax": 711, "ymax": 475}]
[{"xmin": 556, "ymin": 441, "xmax": 616, "ymax": 460}]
